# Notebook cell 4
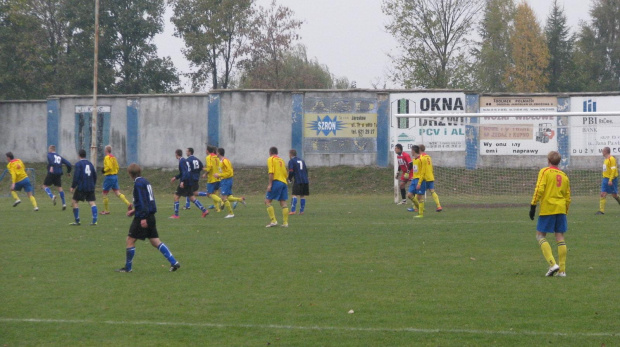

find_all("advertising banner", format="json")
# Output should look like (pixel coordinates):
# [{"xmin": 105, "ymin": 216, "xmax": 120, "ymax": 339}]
[
  {"xmin": 304, "ymin": 113, "xmax": 377, "ymax": 138},
  {"xmin": 479, "ymin": 96, "xmax": 558, "ymax": 155},
  {"xmin": 570, "ymin": 96, "xmax": 620, "ymax": 156},
  {"xmin": 389, "ymin": 92, "xmax": 467, "ymax": 152}
]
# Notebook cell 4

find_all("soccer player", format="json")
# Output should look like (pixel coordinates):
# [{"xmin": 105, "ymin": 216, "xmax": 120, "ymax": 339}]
[
  {"xmin": 100, "ymin": 145, "xmax": 132, "ymax": 215},
  {"xmin": 529, "ymin": 151, "xmax": 570, "ymax": 277},
  {"xmin": 288, "ymin": 149, "xmax": 309, "ymax": 215},
  {"xmin": 42, "ymin": 145, "xmax": 72, "ymax": 210},
  {"xmin": 265, "ymin": 147, "xmax": 289, "ymax": 227},
  {"xmin": 408, "ymin": 145, "xmax": 425, "ymax": 218},
  {"xmin": 70, "ymin": 149, "xmax": 98, "ymax": 225},
  {"xmin": 214, "ymin": 147, "xmax": 245, "ymax": 218},
  {"xmin": 596, "ymin": 146, "xmax": 620, "ymax": 215},
  {"xmin": 5, "ymin": 152, "xmax": 38, "ymax": 211},
  {"xmin": 201, "ymin": 145, "xmax": 224, "ymax": 212},
  {"xmin": 170, "ymin": 149, "xmax": 208, "ymax": 219},
  {"xmin": 394, "ymin": 144, "xmax": 412, "ymax": 205},
  {"xmin": 116, "ymin": 163, "xmax": 180, "ymax": 273},
  {"xmin": 419, "ymin": 144, "xmax": 442, "ymax": 212}
]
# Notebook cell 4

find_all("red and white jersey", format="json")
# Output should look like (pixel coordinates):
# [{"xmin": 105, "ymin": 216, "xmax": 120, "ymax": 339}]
[{"xmin": 397, "ymin": 152, "xmax": 412, "ymax": 173}]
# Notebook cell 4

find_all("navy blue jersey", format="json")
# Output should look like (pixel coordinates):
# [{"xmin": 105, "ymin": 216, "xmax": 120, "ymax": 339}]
[
  {"xmin": 288, "ymin": 157, "xmax": 309, "ymax": 184},
  {"xmin": 186, "ymin": 155, "xmax": 204, "ymax": 183},
  {"xmin": 47, "ymin": 152, "xmax": 72, "ymax": 175},
  {"xmin": 72, "ymin": 159, "xmax": 97, "ymax": 192},
  {"xmin": 175, "ymin": 157, "xmax": 192, "ymax": 184},
  {"xmin": 133, "ymin": 177, "xmax": 157, "ymax": 218}
]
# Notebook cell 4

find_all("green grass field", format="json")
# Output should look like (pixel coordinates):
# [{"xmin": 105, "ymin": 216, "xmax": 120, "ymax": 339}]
[{"xmin": 1, "ymin": 166, "xmax": 619, "ymax": 346}]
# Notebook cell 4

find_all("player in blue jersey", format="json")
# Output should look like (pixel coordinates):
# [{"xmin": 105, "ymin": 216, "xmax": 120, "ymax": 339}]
[
  {"xmin": 170, "ymin": 149, "xmax": 208, "ymax": 219},
  {"xmin": 42, "ymin": 145, "xmax": 72, "ymax": 210},
  {"xmin": 70, "ymin": 149, "xmax": 98, "ymax": 226},
  {"xmin": 287, "ymin": 149, "xmax": 309, "ymax": 215},
  {"xmin": 116, "ymin": 163, "xmax": 180, "ymax": 273}
]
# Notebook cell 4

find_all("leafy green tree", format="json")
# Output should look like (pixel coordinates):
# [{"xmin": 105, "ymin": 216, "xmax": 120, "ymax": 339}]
[
  {"xmin": 474, "ymin": 0, "xmax": 515, "ymax": 92},
  {"xmin": 382, "ymin": 0, "xmax": 482, "ymax": 89},
  {"xmin": 504, "ymin": 2, "xmax": 549, "ymax": 92},
  {"xmin": 171, "ymin": 0, "xmax": 253, "ymax": 91},
  {"xmin": 545, "ymin": 0, "xmax": 575, "ymax": 92}
]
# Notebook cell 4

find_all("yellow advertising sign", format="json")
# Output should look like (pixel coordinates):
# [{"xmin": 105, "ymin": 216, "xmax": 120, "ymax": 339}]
[{"xmin": 304, "ymin": 113, "xmax": 378, "ymax": 138}]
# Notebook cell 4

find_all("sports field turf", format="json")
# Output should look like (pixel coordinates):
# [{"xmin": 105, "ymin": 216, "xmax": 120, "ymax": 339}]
[{"xmin": 1, "ymin": 168, "xmax": 619, "ymax": 346}]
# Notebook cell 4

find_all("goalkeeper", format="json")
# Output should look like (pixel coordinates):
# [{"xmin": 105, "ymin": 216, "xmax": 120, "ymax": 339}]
[{"xmin": 529, "ymin": 151, "xmax": 570, "ymax": 277}]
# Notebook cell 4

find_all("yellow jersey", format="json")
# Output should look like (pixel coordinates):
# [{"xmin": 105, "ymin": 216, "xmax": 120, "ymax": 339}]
[
  {"xmin": 420, "ymin": 153, "xmax": 435, "ymax": 181},
  {"xmin": 603, "ymin": 156, "xmax": 618, "ymax": 179},
  {"xmin": 205, "ymin": 154, "xmax": 221, "ymax": 183},
  {"xmin": 412, "ymin": 157, "xmax": 423, "ymax": 179},
  {"xmin": 219, "ymin": 157, "xmax": 234, "ymax": 179},
  {"xmin": 7, "ymin": 159, "xmax": 28, "ymax": 183},
  {"xmin": 531, "ymin": 166, "xmax": 571, "ymax": 216},
  {"xmin": 103, "ymin": 154, "xmax": 119, "ymax": 175},
  {"xmin": 268, "ymin": 155, "xmax": 288, "ymax": 184}
]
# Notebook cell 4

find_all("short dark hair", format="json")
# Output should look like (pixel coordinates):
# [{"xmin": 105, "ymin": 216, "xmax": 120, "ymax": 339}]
[
  {"xmin": 269, "ymin": 147, "xmax": 278, "ymax": 155},
  {"xmin": 395, "ymin": 144, "xmax": 403, "ymax": 150},
  {"xmin": 5, "ymin": 151, "xmax": 14, "ymax": 160},
  {"xmin": 187, "ymin": 147, "xmax": 194, "ymax": 155},
  {"xmin": 218, "ymin": 147, "xmax": 225, "ymax": 156},
  {"xmin": 175, "ymin": 149, "xmax": 183, "ymax": 157},
  {"xmin": 127, "ymin": 163, "xmax": 142, "ymax": 178},
  {"xmin": 411, "ymin": 145, "xmax": 420, "ymax": 154},
  {"xmin": 78, "ymin": 149, "xmax": 87, "ymax": 158},
  {"xmin": 207, "ymin": 145, "xmax": 216, "ymax": 154},
  {"xmin": 419, "ymin": 144, "xmax": 426, "ymax": 152},
  {"xmin": 289, "ymin": 149, "xmax": 297, "ymax": 157}
]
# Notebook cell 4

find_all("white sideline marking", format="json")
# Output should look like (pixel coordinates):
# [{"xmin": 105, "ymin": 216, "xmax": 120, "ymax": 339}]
[{"xmin": 0, "ymin": 318, "xmax": 618, "ymax": 338}]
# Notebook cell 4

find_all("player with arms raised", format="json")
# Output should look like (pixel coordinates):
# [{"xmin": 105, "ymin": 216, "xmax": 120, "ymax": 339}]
[
  {"xmin": 529, "ymin": 151, "xmax": 570, "ymax": 277},
  {"xmin": 394, "ymin": 144, "xmax": 411, "ymax": 205},
  {"xmin": 596, "ymin": 146, "xmax": 620, "ymax": 215}
]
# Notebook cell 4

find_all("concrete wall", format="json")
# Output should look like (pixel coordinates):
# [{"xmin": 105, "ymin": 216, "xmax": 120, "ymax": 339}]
[{"xmin": 0, "ymin": 100, "xmax": 47, "ymax": 162}]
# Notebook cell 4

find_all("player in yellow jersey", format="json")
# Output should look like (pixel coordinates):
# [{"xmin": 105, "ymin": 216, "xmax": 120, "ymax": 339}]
[
  {"xmin": 530, "ymin": 151, "xmax": 570, "ymax": 277},
  {"xmin": 596, "ymin": 146, "xmax": 620, "ymax": 215},
  {"xmin": 5, "ymin": 152, "xmax": 38, "ymax": 210},
  {"xmin": 100, "ymin": 145, "xmax": 131, "ymax": 214},
  {"xmin": 265, "ymin": 147, "xmax": 290, "ymax": 227},
  {"xmin": 214, "ymin": 147, "xmax": 245, "ymax": 218},
  {"xmin": 408, "ymin": 145, "xmax": 426, "ymax": 218},
  {"xmin": 199, "ymin": 145, "xmax": 224, "ymax": 212},
  {"xmin": 419, "ymin": 144, "xmax": 442, "ymax": 212}
]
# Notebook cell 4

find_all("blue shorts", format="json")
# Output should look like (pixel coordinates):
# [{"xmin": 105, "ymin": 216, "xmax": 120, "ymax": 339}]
[
  {"xmin": 408, "ymin": 179, "xmax": 419, "ymax": 194},
  {"xmin": 207, "ymin": 181, "xmax": 220, "ymax": 194},
  {"xmin": 601, "ymin": 177, "xmax": 618, "ymax": 194},
  {"xmin": 409, "ymin": 179, "xmax": 426, "ymax": 195},
  {"xmin": 266, "ymin": 180, "xmax": 288, "ymax": 201},
  {"xmin": 537, "ymin": 214, "xmax": 568, "ymax": 233},
  {"xmin": 220, "ymin": 178, "xmax": 233, "ymax": 196},
  {"xmin": 425, "ymin": 181, "xmax": 435, "ymax": 190},
  {"xmin": 103, "ymin": 175, "xmax": 120, "ymax": 192},
  {"xmin": 14, "ymin": 177, "xmax": 33, "ymax": 193}
]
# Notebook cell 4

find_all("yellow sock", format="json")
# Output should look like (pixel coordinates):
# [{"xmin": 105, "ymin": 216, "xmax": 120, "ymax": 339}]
[
  {"xmin": 119, "ymin": 193, "xmax": 130, "ymax": 206},
  {"xmin": 539, "ymin": 238, "xmax": 556, "ymax": 266},
  {"xmin": 211, "ymin": 194, "xmax": 222, "ymax": 211},
  {"xmin": 557, "ymin": 241, "xmax": 567, "ymax": 273},
  {"xmin": 410, "ymin": 196, "xmax": 419, "ymax": 210},
  {"xmin": 419, "ymin": 201, "xmax": 425, "ymax": 216},
  {"xmin": 228, "ymin": 195, "xmax": 242, "ymax": 202},
  {"xmin": 267, "ymin": 205, "xmax": 276, "ymax": 222},
  {"xmin": 224, "ymin": 200, "xmax": 233, "ymax": 214},
  {"xmin": 11, "ymin": 191, "xmax": 19, "ymax": 201},
  {"xmin": 432, "ymin": 191, "xmax": 441, "ymax": 208},
  {"xmin": 283, "ymin": 208, "xmax": 289, "ymax": 224},
  {"xmin": 29, "ymin": 195, "xmax": 37, "ymax": 208},
  {"xmin": 103, "ymin": 196, "xmax": 109, "ymax": 211},
  {"xmin": 600, "ymin": 198, "xmax": 607, "ymax": 213}
]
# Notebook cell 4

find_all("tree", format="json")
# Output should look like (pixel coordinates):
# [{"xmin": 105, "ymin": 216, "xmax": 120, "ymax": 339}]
[
  {"xmin": 382, "ymin": 0, "xmax": 483, "ymax": 89},
  {"xmin": 474, "ymin": 0, "xmax": 515, "ymax": 92},
  {"xmin": 573, "ymin": 0, "xmax": 620, "ymax": 91},
  {"xmin": 504, "ymin": 2, "xmax": 549, "ymax": 92},
  {"xmin": 171, "ymin": 0, "xmax": 253, "ymax": 91},
  {"xmin": 545, "ymin": 0, "xmax": 574, "ymax": 92},
  {"xmin": 238, "ymin": 0, "xmax": 303, "ymax": 89}
]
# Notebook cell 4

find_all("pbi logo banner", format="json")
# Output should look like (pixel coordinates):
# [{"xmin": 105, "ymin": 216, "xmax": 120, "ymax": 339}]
[{"xmin": 304, "ymin": 113, "xmax": 378, "ymax": 138}]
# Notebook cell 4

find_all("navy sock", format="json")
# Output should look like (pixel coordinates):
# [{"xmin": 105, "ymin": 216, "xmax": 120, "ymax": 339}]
[
  {"xmin": 126, "ymin": 247, "xmax": 135, "ymax": 271},
  {"xmin": 174, "ymin": 201, "xmax": 179, "ymax": 216},
  {"xmin": 291, "ymin": 197, "xmax": 297, "ymax": 212},
  {"xmin": 185, "ymin": 197, "xmax": 190, "ymax": 208},
  {"xmin": 44, "ymin": 187, "xmax": 54, "ymax": 198},
  {"xmin": 198, "ymin": 191, "xmax": 207, "ymax": 197},
  {"xmin": 91, "ymin": 205, "xmax": 98, "ymax": 224},
  {"xmin": 59, "ymin": 191, "xmax": 65, "ymax": 205},
  {"xmin": 158, "ymin": 243, "xmax": 177, "ymax": 265},
  {"xmin": 193, "ymin": 199, "xmax": 206, "ymax": 212},
  {"xmin": 300, "ymin": 198, "xmax": 306, "ymax": 212},
  {"xmin": 73, "ymin": 208, "xmax": 80, "ymax": 223}
]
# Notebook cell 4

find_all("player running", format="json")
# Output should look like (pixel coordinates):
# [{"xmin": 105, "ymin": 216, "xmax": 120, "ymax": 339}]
[
  {"xmin": 42, "ymin": 145, "xmax": 72, "ymax": 210},
  {"xmin": 170, "ymin": 149, "xmax": 208, "ymax": 219},
  {"xmin": 214, "ymin": 147, "xmax": 245, "ymax": 218},
  {"xmin": 5, "ymin": 152, "xmax": 38, "ymax": 211},
  {"xmin": 100, "ymin": 145, "xmax": 132, "ymax": 215}
]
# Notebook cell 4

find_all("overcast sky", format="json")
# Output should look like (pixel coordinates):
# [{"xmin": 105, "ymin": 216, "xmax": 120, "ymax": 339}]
[{"xmin": 153, "ymin": 0, "xmax": 593, "ymax": 92}]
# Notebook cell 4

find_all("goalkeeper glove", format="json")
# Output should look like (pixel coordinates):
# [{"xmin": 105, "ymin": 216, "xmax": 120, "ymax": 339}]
[{"xmin": 529, "ymin": 205, "xmax": 536, "ymax": 220}]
